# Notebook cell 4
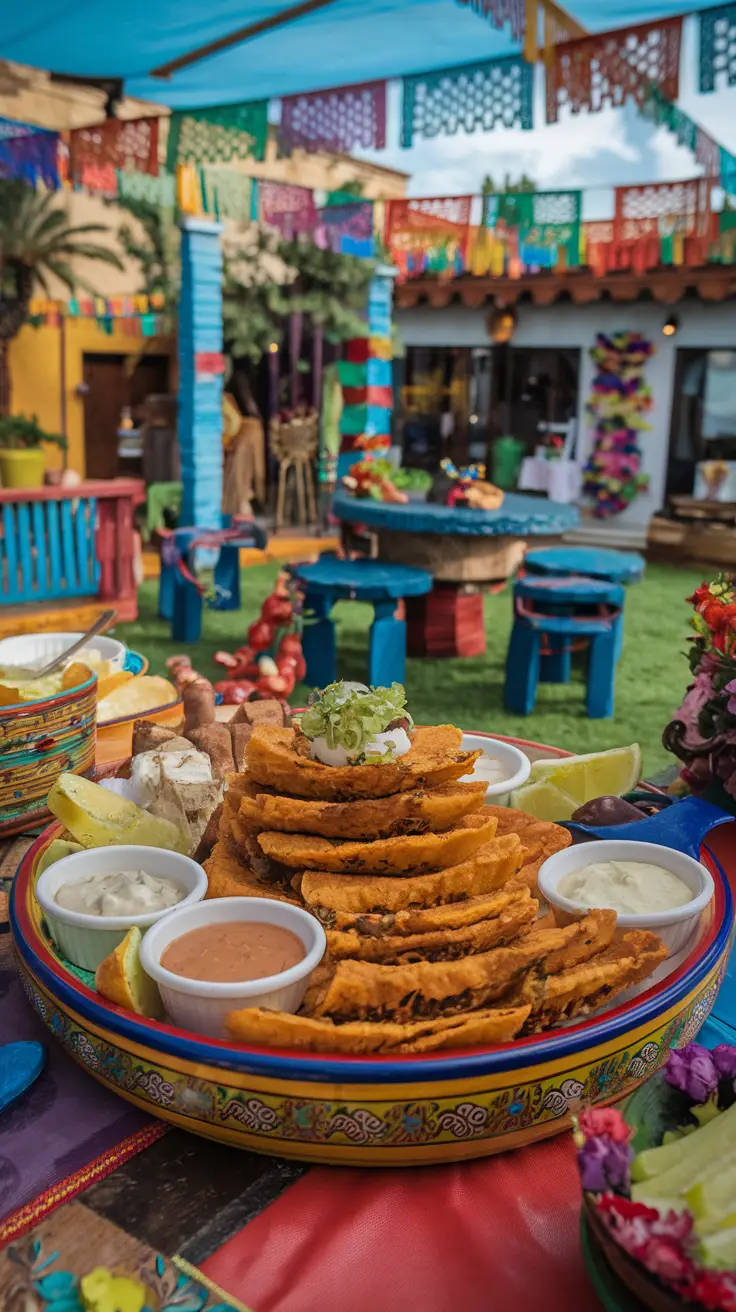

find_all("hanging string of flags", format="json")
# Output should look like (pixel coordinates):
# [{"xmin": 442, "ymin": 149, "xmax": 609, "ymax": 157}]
[
  {"xmin": 385, "ymin": 182, "xmax": 736, "ymax": 282},
  {"xmin": 26, "ymin": 292, "xmax": 168, "ymax": 332},
  {"xmin": 0, "ymin": 7, "xmax": 735, "ymax": 192}
]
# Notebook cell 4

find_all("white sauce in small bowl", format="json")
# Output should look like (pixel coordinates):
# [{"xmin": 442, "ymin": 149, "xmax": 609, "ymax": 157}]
[
  {"xmin": 465, "ymin": 754, "xmax": 513, "ymax": 787},
  {"xmin": 55, "ymin": 870, "xmax": 183, "ymax": 918}
]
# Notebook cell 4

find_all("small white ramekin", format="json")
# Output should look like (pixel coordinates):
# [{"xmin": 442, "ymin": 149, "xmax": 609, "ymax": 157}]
[
  {"xmin": 538, "ymin": 839, "xmax": 715, "ymax": 958},
  {"xmin": 461, "ymin": 733, "xmax": 532, "ymax": 805},
  {"xmin": 0, "ymin": 631, "xmax": 127, "ymax": 672},
  {"xmin": 139, "ymin": 897, "xmax": 327, "ymax": 1039},
  {"xmin": 35, "ymin": 846, "xmax": 208, "ymax": 972}
]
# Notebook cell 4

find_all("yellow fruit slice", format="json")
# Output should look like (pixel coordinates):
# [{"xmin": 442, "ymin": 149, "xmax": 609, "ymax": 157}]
[
  {"xmin": 528, "ymin": 744, "xmax": 642, "ymax": 806},
  {"xmin": 47, "ymin": 773, "xmax": 188, "ymax": 852},
  {"xmin": 97, "ymin": 669, "xmax": 135, "ymax": 701},
  {"xmin": 37, "ymin": 840, "xmax": 84, "ymax": 875},
  {"xmin": 509, "ymin": 780, "xmax": 578, "ymax": 821}
]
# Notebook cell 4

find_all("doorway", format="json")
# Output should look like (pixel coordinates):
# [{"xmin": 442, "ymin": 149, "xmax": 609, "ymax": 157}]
[{"xmin": 82, "ymin": 352, "xmax": 170, "ymax": 480}]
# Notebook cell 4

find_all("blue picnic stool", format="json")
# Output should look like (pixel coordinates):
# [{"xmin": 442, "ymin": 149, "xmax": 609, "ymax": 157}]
[
  {"xmin": 504, "ymin": 574, "xmax": 625, "ymax": 719},
  {"xmin": 524, "ymin": 546, "xmax": 645, "ymax": 585},
  {"xmin": 159, "ymin": 520, "xmax": 268, "ymax": 642},
  {"xmin": 290, "ymin": 555, "xmax": 433, "ymax": 688}
]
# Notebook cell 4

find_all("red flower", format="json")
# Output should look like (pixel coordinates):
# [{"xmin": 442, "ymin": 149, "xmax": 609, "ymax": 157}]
[
  {"xmin": 687, "ymin": 1271, "xmax": 736, "ymax": 1311},
  {"xmin": 579, "ymin": 1108, "xmax": 632, "ymax": 1143}
]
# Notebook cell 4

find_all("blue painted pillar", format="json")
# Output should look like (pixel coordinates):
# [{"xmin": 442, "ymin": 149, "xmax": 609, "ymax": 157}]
[{"xmin": 178, "ymin": 218, "xmax": 224, "ymax": 529}]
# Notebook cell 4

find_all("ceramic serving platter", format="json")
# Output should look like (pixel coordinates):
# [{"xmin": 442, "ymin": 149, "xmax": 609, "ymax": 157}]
[{"xmin": 11, "ymin": 736, "xmax": 734, "ymax": 1166}]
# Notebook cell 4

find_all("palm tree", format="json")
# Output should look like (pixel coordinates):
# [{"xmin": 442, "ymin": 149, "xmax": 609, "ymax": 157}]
[{"xmin": 0, "ymin": 180, "xmax": 124, "ymax": 413}]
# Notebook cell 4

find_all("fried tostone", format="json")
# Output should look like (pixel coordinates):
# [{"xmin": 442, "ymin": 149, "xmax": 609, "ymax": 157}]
[
  {"xmin": 517, "ymin": 930, "xmax": 667, "ymax": 1031},
  {"xmin": 326, "ymin": 888, "xmax": 538, "ymax": 964},
  {"xmin": 309, "ymin": 925, "xmax": 576, "ymax": 1024},
  {"xmin": 246, "ymin": 724, "xmax": 480, "ymax": 801},
  {"xmin": 225, "ymin": 1004, "xmax": 530, "ymax": 1054},
  {"xmin": 299, "ymin": 832, "xmax": 524, "ymax": 924},
  {"xmin": 203, "ymin": 841, "xmax": 301, "ymax": 904},
  {"xmin": 338, "ymin": 883, "xmax": 531, "ymax": 936},
  {"xmin": 257, "ymin": 814, "xmax": 499, "ymax": 876},
  {"xmin": 240, "ymin": 780, "xmax": 488, "ymax": 840}
]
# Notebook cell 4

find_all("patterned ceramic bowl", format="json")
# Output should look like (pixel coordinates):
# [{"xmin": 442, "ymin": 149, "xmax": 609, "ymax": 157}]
[
  {"xmin": 0, "ymin": 673, "xmax": 97, "ymax": 838},
  {"xmin": 11, "ymin": 810, "xmax": 733, "ymax": 1167}
]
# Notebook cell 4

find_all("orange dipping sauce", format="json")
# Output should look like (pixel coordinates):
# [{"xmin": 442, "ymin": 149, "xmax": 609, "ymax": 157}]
[{"xmin": 161, "ymin": 921, "xmax": 305, "ymax": 983}]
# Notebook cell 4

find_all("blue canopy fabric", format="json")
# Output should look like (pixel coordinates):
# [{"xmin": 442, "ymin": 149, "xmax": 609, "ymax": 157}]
[{"xmin": 0, "ymin": 0, "xmax": 722, "ymax": 107}]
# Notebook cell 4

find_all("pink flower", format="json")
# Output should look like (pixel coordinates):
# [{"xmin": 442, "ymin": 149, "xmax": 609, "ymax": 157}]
[
  {"xmin": 578, "ymin": 1107, "xmax": 632, "ymax": 1143},
  {"xmin": 643, "ymin": 1236, "xmax": 692, "ymax": 1283},
  {"xmin": 687, "ymin": 1271, "xmax": 736, "ymax": 1311},
  {"xmin": 674, "ymin": 665, "xmax": 717, "ymax": 749}
]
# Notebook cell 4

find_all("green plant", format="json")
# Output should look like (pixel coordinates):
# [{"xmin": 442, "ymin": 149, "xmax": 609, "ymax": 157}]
[
  {"xmin": 0, "ymin": 413, "xmax": 66, "ymax": 450},
  {"xmin": 0, "ymin": 179, "xmax": 124, "ymax": 414},
  {"xmin": 113, "ymin": 194, "xmax": 180, "ymax": 304}
]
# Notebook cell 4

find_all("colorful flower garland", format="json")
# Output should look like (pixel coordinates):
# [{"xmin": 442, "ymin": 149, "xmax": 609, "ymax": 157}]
[{"xmin": 583, "ymin": 331, "xmax": 654, "ymax": 518}]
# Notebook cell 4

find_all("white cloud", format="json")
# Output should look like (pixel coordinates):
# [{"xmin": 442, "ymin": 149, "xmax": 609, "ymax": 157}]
[{"xmin": 354, "ymin": 19, "xmax": 736, "ymax": 200}]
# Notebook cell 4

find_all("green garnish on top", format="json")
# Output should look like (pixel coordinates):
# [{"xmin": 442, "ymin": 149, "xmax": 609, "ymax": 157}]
[{"xmin": 299, "ymin": 682, "xmax": 413, "ymax": 762}]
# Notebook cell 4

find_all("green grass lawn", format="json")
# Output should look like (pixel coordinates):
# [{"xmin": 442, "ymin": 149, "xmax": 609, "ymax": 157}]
[{"xmin": 117, "ymin": 561, "xmax": 705, "ymax": 777}]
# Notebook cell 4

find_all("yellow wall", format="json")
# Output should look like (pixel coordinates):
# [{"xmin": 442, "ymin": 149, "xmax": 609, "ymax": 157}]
[{"xmin": 9, "ymin": 319, "xmax": 173, "ymax": 478}]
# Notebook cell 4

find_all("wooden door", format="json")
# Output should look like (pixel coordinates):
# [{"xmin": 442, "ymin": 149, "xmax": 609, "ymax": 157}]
[{"xmin": 82, "ymin": 353, "xmax": 170, "ymax": 480}]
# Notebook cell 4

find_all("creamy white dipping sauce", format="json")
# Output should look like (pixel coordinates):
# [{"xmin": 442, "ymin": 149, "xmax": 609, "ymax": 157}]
[
  {"xmin": 465, "ymin": 754, "xmax": 511, "ymax": 787},
  {"xmin": 55, "ymin": 870, "xmax": 183, "ymax": 918},
  {"xmin": 558, "ymin": 860, "xmax": 692, "ymax": 916}
]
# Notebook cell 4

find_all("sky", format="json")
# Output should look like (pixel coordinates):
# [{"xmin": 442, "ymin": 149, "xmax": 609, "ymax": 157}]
[{"xmin": 354, "ymin": 16, "xmax": 736, "ymax": 212}]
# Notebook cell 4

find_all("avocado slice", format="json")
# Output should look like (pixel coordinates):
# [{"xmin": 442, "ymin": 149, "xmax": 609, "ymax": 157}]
[{"xmin": 36, "ymin": 839, "xmax": 84, "ymax": 875}]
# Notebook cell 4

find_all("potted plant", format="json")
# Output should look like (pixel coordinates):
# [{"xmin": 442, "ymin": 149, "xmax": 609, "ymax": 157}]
[{"xmin": 0, "ymin": 414, "xmax": 67, "ymax": 488}]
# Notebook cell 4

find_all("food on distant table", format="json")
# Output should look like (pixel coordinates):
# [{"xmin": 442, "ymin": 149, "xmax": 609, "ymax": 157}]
[
  {"xmin": 258, "ymin": 814, "xmax": 499, "ymax": 876},
  {"xmin": 55, "ymin": 869, "xmax": 183, "ymax": 917},
  {"xmin": 161, "ymin": 921, "xmax": 305, "ymax": 983},
  {"xmin": 247, "ymin": 723, "xmax": 479, "ymax": 801},
  {"xmin": 97, "ymin": 674, "xmax": 177, "ymax": 723},
  {"xmin": 558, "ymin": 859, "xmax": 693, "ymax": 915},
  {"xmin": 95, "ymin": 926, "xmax": 162, "ymax": 1018},
  {"xmin": 48, "ymin": 773, "xmax": 189, "ymax": 852},
  {"xmin": 299, "ymin": 681, "xmax": 414, "ymax": 766},
  {"xmin": 239, "ymin": 780, "xmax": 488, "ymax": 840},
  {"xmin": 513, "ymin": 744, "xmax": 642, "ymax": 819}
]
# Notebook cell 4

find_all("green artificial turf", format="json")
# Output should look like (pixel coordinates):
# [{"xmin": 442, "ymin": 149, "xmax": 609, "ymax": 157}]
[{"xmin": 117, "ymin": 561, "xmax": 705, "ymax": 777}]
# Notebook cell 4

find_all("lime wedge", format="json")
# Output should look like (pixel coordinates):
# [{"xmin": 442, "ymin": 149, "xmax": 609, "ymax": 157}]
[
  {"xmin": 36, "ymin": 839, "xmax": 84, "ymax": 875},
  {"xmin": 699, "ymin": 1225, "xmax": 736, "ymax": 1269},
  {"xmin": 528, "ymin": 744, "xmax": 642, "ymax": 805},
  {"xmin": 509, "ymin": 780, "xmax": 578, "ymax": 822},
  {"xmin": 688, "ymin": 1159, "xmax": 736, "ymax": 1232},
  {"xmin": 631, "ymin": 1103, "xmax": 736, "ymax": 1198}
]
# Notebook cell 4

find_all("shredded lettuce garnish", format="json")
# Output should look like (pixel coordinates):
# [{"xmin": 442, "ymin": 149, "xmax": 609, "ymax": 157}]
[{"xmin": 299, "ymin": 682, "xmax": 412, "ymax": 762}]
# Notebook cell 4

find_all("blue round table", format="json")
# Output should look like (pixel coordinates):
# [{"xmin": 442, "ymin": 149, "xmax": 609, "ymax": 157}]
[{"xmin": 332, "ymin": 489, "xmax": 580, "ymax": 657}]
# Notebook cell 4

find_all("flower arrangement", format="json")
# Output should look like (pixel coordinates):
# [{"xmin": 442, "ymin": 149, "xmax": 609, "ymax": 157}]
[
  {"xmin": 576, "ymin": 1042, "xmax": 736, "ymax": 1310},
  {"xmin": 663, "ymin": 575, "xmax": 736, "ymax": 805},
  {"xmin": 342, "ymin": 456, "xmax": 407, "ymax": 503},
  {"xmin": 583, "ymin": 331, "xmax": 654, "ymax": 518}
]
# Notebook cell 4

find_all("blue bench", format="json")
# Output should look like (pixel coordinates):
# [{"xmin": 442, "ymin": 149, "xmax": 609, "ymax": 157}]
[
  {"xmin": 290, "ymin": 555, "xmax": 433, "ymax": 688},
  {"xmin": 159, "ymin": 521, "xmax": 267, "ymax": 642},
  {"xmin": 505, "ymin": 575, "xmax": 625, "ymax": 719},
  {"xmin": 524, "ymin": 545, "xmax": 645, "ymax": 585}
]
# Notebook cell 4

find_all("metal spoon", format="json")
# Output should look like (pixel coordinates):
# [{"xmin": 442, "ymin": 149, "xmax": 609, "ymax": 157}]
[{"xmin": 2, "ymin": 610, "xmax": 117, "ymax": 682}]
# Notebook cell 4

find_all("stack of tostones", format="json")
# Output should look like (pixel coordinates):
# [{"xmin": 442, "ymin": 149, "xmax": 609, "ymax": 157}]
[{"xmin": 203, "ymin": 723, "xmax": 667, "ymax": 1055}]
